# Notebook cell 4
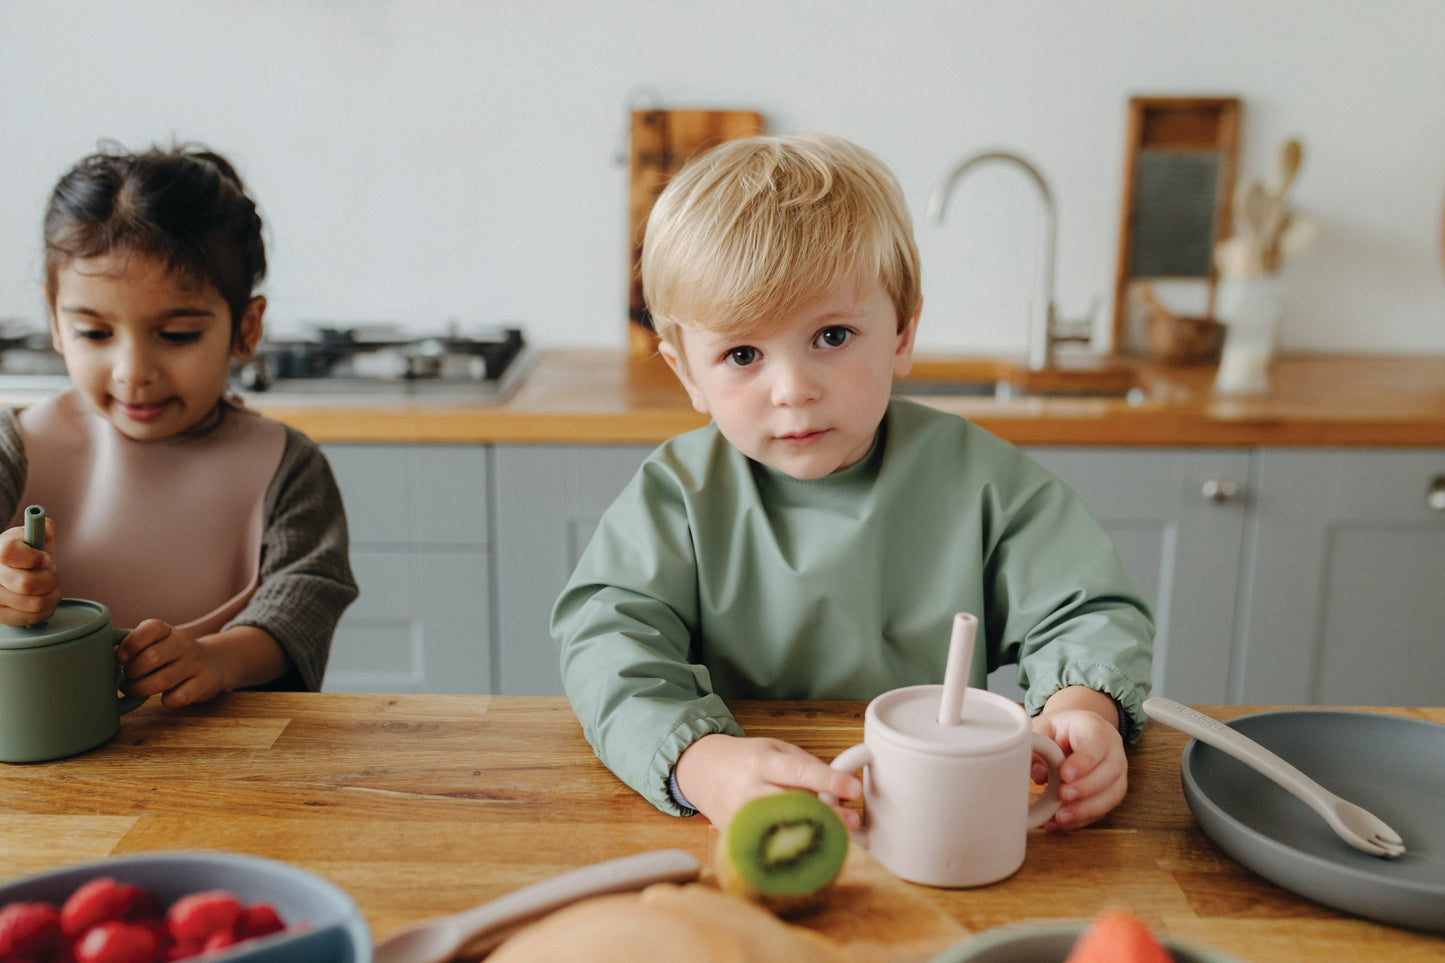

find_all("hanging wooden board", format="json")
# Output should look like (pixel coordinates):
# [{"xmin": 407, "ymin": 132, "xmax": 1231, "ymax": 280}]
[
  {"xmin": 627, "ymin": 109, "xmax": 765, "ymax": 356},
  {"xmin": 1112, "ymin": 96, "xmax": 1240, "ymax": 357}
]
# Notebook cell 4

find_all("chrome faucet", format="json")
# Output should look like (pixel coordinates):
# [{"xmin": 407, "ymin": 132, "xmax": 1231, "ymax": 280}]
[{"xmin": 926, "ymin": 150, "xmax": 1079, "ymax": 371}]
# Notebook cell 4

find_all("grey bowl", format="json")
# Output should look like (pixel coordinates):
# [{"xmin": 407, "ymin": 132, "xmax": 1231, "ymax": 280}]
[
  {"xmin": 927, "ymin": 919, "xmax": 1244, "ymax": 963},
  {"xmin": 0, "ymin": 850, "xmax": 370, "ymax": 962}
]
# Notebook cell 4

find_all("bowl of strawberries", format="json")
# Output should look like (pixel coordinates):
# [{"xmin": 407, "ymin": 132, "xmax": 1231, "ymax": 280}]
[{"xmin": 0, "ymin": 851, "xmax": 369, "ymax": 963}]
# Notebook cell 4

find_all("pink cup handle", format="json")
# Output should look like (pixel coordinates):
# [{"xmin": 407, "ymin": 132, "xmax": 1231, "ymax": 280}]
[
  {"xmin": 1027, "ymin": 733, "xmax": 1065, "ymax": 829},
  {"xmin": 824, "ymin": 737, "xmax": 1063, "ymax": 828},
  {"xmin": 820, "ymin": 743, "xmax": 872, "ymax": 806}
]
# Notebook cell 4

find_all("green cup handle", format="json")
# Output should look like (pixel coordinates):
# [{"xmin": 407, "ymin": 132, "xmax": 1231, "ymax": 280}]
[{"xmin": 111, "ymin": 626, "xmax": 148, "ymax": 715}]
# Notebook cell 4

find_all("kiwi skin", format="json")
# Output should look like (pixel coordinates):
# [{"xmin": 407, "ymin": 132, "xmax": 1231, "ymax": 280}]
[{"xmin": 715, "ymin": 790, "xmax": 849, "ymax": 917}]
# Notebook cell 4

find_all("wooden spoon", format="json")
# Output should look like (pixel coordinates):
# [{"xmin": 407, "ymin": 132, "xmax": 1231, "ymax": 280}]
[
  {"xmin": 1276, "ymin": 138, "xmax": 1303, "ymax": 199},
  {"xmin": 1237, "ymin": 180, "xmax": 1270, "ymax": 241},
  {"xmin": 1259, "ymin": 139, "xmax": 1305, "ymax": 271}
]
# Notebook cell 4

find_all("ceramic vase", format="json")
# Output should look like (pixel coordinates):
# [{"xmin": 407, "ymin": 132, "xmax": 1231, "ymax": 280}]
[{"xmin": 1213, "ymin": 275, "xmax": 1285, "ymax": 394}]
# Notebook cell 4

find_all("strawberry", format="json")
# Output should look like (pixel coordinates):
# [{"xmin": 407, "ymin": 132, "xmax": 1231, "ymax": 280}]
[
  {"xmin": 0, "ymin": 901, "xmax": 62, "ymax": 958},
  {"xmin": 72, "ymin": 920, "xmax": 158, "ymax": 963},
  {"xmin": 1064, "ymin": 908, "xmax": 1172, "ymax": 963},
  {"xmin": 200, "ymin": 929, "xmax": 237, "ymax": 953},
  {"xmin": 163, "ymin": 891, "xmax": 242, "ymax": 946},
  {"xmin": 158, "ymin": 937, "xmax": 200, "ymax": 961},
  {"xmin": 238, "ymin": 903, "xmax": 283, "ymax": 939},
  {"xmin": 60, "ymin": 878, "xmax": 157, "ymax": 938}
]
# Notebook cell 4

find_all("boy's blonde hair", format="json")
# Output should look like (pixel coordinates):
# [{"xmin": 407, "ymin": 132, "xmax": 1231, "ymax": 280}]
[{"xmin": 641, "ymin": 132, "xmax": 921, "ymax": 347}]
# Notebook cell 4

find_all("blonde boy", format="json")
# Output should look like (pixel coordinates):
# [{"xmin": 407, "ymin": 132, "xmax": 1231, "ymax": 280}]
[{"xmin": 553, "ymin": 133, "xmax": 1153, "ymax": 831}]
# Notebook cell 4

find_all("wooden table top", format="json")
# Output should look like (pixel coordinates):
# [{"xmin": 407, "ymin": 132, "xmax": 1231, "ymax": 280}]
[{"xmin": 1, "ymin": 695, "xmax": 1441, "ymax": 962}]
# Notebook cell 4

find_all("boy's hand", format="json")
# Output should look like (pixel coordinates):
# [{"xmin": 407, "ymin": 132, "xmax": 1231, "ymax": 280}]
[
  {"xmin": 1032, "ymin": 687, "xmax": 1128, "ymax": 830},
  {"xmin": 0, "ymin": 521, "xmax": 61, "ymax": 625},
  {"xmin": 116, "ymin": 619, "xmax": 229, "ymax": 708},
  {"xmin": 674, "ymin": 733, "xmax": 863, "ymax": 831}
]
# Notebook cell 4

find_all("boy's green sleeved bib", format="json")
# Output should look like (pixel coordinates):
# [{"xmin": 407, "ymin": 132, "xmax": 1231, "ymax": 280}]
[{"xmin": 552, "ymin": 398, "xmax": 1154, "ymax": 814}]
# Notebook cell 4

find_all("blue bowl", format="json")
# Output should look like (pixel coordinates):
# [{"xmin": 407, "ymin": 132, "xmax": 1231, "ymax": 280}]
[{"xmin": 0, "ymin": 850, "xmax": 370, "ymax": 962}]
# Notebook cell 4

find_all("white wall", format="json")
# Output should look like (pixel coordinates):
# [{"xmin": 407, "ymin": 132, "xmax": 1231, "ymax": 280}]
[{"xmin": 2, "ymin": 0, "xmax": 1442, "ymax": 356}]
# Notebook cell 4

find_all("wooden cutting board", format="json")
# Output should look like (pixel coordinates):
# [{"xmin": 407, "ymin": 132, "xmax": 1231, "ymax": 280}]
[
  {"xmin": 794, "ymin": 846, "xmax": 968, "ymax": 962},
  {"xmin": 626, "ymin": 108, "xmax": 765, "ymax": 355},
  {"xmin": 472, "ymin": 845, "xmax": 966, "ymax": 963}
]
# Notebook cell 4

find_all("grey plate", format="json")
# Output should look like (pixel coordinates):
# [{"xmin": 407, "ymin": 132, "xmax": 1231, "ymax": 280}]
[{"xmin": 1180, "ymin": 709, "xmax": 1445, "ymax": 933}]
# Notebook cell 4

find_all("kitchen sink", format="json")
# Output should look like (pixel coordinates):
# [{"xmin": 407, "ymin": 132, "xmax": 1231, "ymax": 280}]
[
  {"xmin": 893, "ymin": 377, "xmax": 1001, "ymax": 397},
  {"xmin": 893, "ymin": 358, "xmax": 1148, "ymax": 403},
  {"xmin": 894, "ymin": 378, "xmax": 1146, "ymax": 401}
]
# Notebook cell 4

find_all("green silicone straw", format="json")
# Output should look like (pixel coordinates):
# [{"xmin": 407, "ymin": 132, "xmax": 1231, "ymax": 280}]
[
  {"xmin": 22, "ymin": 505, "xmax": 47, "ymax": 629},
  {"xmin": 24, "ymin": 505, "xmax": 45, "ymax": 551}
]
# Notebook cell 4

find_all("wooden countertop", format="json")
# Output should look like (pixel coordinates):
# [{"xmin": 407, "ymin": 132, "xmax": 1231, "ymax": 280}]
[
  {"xmin": 246, "ymin": 351, "xmax": 1445, "ymax": 447},
  {"xmin": 2, "ymin": 694, "xmax": 1440, "ymax": 961}
]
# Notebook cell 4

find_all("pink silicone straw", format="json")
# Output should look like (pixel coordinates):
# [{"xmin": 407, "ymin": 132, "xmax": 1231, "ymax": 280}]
[{"xmin": 938, "ymin": 612, "xmax": 978, "ymax": 725}]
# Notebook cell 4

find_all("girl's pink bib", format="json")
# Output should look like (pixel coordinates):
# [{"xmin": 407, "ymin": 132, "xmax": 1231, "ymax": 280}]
[{"xmin": 12, "ymin": 390, "xmax": 286, "ymax": 636}]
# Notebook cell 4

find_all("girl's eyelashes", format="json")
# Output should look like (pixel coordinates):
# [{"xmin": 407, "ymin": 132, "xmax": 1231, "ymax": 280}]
[
  {"xmin": 63, "ymin": 322, "xmax": 205, "ymax": 346},
  {"xmin": 69, "ymin": 325, "xmax": 110, "ymax": 342},
  {"xmin": 160, "ymin": 330, "xmax": 204, "ymax": 345}
]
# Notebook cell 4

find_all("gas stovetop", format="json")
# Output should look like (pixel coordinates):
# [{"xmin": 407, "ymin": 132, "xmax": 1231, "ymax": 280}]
[
  {"xmin": 237, "ymin": 325, "xmax": 533, "ymax": 399},
  {"xmin": 0, "ymin": 323, "xmax": 535, "ymax": 403}
]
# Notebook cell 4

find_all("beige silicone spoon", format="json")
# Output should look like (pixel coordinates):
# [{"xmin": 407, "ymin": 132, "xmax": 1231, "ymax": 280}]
[
  {"xmin": 372, "ymin": 849, "xmax": 701, "ymax": 963},
  {"xmin": 1144, "ymin": 698, "xmax": 1405, "ymax": 859}
]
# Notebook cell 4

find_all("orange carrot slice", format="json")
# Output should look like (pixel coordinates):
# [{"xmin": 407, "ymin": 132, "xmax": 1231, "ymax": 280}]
[{"xmin": 1064, "ymin": 909, "xmax": 1173, "ymax": 963}]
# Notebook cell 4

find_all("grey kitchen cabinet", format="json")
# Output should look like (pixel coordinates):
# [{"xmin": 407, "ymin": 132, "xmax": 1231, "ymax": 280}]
[
  {"xmin": 1234, "ymin": 448, "xmax": 1445, "ymax": 706},
  {"xmin": 490, "ymin": 442, "xmax": 1251, "ymax": 704},
  {"xmin": 320, "ymin": 444, "xmax": 493, "ymax": 694},
  {"xmin": 492, "ymin": 444, "xmax": 654, "ymax": 695},
  {"xmin": 1006, "ymin": 448, "xmax": 1251, "ymax": 705},
  {"xmin": 322, "ymin": 440, "xmax": 1443, "ymax": 706}
]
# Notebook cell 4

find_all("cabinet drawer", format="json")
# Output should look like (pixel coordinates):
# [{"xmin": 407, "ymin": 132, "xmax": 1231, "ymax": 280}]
[
  {"xmin": 325, "ymin": 445, "xmax": 410, "ymax": 543},
  {"xmin": 565, "ymin": 445, "xmax": 654, "ymax": 516},
  {"xmin": 324, "ymin": 444, "xmax": 490, "ymax": 545},
  {"xmin": 1320, "ymin": 450, "xmax": 1445, "ymax": 521},
  {"xmin": 326, "ymin": 549, "xmax": 492, "ymax": 693}
]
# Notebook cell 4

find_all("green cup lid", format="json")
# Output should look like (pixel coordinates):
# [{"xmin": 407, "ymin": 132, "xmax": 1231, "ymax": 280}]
[{"xmin": 0, "ymin": 599, "xmax": 110, "ymax": 651}]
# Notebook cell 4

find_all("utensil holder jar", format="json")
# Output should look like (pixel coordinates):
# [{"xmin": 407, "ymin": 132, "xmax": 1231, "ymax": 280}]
[{"xmin": 1214, "ymin": 275, "xmax": 1285, "ymax": 394}]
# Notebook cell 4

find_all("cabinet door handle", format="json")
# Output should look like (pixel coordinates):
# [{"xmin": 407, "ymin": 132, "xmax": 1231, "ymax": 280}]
[
  {"xmin": 1429, "ymin": 474, "xmax": 1445, "ymax": 512},
  {"xmin": 1202, "ymin": 478, "xmax": 1239, "ymax": 503}
]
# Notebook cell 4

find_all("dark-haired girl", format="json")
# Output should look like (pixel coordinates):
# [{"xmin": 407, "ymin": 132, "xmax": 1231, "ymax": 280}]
[{"xmin": 0, "ymin": 144, "xmax": 357, "ymax": 705}]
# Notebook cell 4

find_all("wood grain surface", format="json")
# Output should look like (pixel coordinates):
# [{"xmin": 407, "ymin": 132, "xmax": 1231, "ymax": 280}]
[
  {"xmin": 626, "ymin": 109, "xmax": 765, "ymax": 356},
  {"xmin": 241, "ymin": 350, "xmax": 1445, "ymax": 447},
  {"xmin": 1, "ymin": 696, "xmax": 1441, "ymax": 962}
]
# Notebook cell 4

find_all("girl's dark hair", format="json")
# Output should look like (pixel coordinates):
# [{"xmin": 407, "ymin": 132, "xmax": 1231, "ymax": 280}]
[{"xmin": 43, "ymin": 143, "xmax": 266, "ymax": 339}]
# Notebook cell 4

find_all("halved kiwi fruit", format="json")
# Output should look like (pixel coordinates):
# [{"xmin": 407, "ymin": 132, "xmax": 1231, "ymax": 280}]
[{"xmin": 715, "ymin": 790, "xmax": 849, "ymax": 916}]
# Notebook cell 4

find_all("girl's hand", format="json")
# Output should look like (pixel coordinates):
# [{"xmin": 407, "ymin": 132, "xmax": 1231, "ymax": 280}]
[
  {"xmin": 116, "ymin": 619, "xmax": 229, "ymax": 708},
  {"xmin": 674, "ymin": 733, "xmax": 863, "ymax": 830},
  {"xmin": 1031, "ymin": 701, "xmax": 1128, "ymax": 830},
  {"xmin": 0, "ymin": 521, "xmax": 61, "ymax": 625}
]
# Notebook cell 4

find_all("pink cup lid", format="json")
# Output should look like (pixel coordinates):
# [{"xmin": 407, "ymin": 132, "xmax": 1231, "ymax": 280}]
[{"xmin": 869, "ymin": 684, "xmax": 1028, "ymax": 755}]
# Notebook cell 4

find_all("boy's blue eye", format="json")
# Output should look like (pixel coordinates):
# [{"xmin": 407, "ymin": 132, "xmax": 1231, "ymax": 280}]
[
  {"xmin": 816, "ymin": 326, "xmax": 851, "ymax": 348},
  {"xmin": 726, "ymin": 346, "xmax": 759, "ymax": 367}
]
